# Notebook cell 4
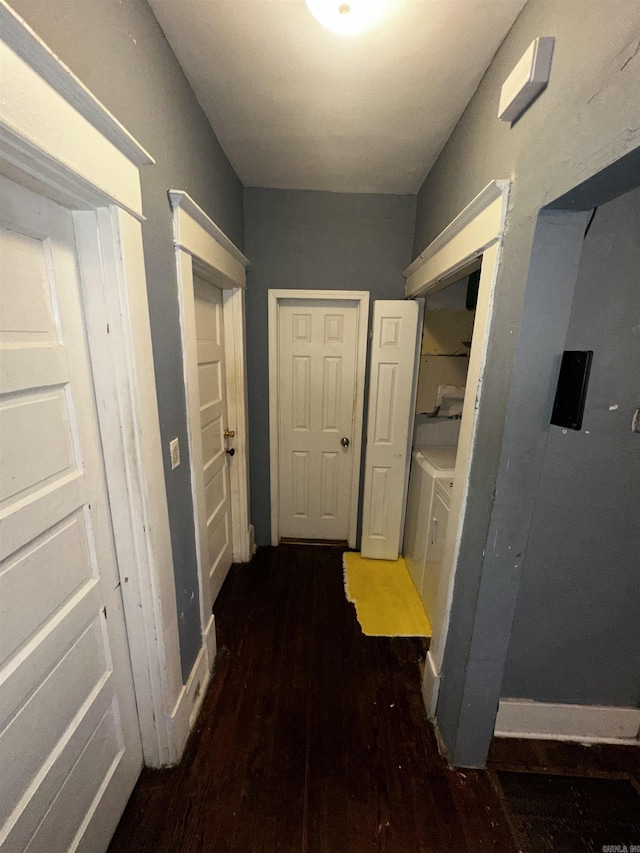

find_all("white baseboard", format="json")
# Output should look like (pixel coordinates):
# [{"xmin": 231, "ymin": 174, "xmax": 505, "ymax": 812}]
[
  {"xmin": 168, "ymin": 615, "xmax": 217, "ymax": 763},
  {"xmin": 495, "ymin": 698, "xmax": 640, "ymax": 745},
  {"xmin": 234, "ymin": 524, "xmax": 255, "ymax": 563},
  {"xmin": 421, "ymin": 650, "xmax": 441, "ymax": 719},
  {"xmin": 204, "ymin": 613, "xmax": 217, "ymax": 669}
]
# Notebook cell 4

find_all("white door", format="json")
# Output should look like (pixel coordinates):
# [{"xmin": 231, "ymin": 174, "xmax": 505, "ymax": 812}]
[
  {"xmin": 278, "ymin": 299, "xmax": 360, "ymax": 541},
  {"xmin": 361, "ymin": 300, "xmax": 422, "ymax": 560},
  {"xmin": 193, "ymin": 276, "xmax": 233, "ymax": 605},
  {"xmin": 0, "ymin": 177, "xmax": 142, "ymax": 852}
]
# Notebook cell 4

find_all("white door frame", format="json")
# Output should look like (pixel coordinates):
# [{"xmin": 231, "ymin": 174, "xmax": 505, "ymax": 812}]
[
  {"xmin": 169, "ymin": 190, "xmax": 251, "ymax": 655},
  {"xmin": 268, "ymin": 289, "xmax": 370, "ymax": 548},
  {"xmin": 403, "ymin": 179, "xmax": 510, "ymax": 716},
  {"xmin": 1, "ymin": 3, "xmax": 187, "ymax": 766}
]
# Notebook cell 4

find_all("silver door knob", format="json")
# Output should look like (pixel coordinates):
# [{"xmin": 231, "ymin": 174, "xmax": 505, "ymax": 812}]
[{"xmin": 341, "ymin": 437, "xmax": 350, "ymax": 448}]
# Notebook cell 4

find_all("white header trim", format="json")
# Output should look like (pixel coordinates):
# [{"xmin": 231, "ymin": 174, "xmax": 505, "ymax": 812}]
[
  {"xmin": 0, "ymin": 1, "xmax": 154, "ymax": 168},
  {"xmin": 404, "ymin": 180, "xmax": 509, "ymax": 282},
  {"xmin": 169, "ymin": 190, "xmax": 249, "ymax": 270}
]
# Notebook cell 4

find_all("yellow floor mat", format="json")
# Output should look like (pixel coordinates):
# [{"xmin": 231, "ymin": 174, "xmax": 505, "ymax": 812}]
[{"xmin": 342, "ymin": 552, "xmax": 432, "ymax": 637}]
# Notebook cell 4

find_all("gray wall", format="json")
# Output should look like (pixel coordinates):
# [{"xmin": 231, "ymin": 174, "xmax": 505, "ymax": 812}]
[
  {"xmin": 502, "ymin": 185, "xmax": 640, "ymax": 707},
  {"xmin": 412, "ymin": 0, "xmax": 640, "ymax": 764},
  {"xmin": 414, "ymin": 1, "xmax": 640, "ymax": 253},
  {"xmin": 11, "ymin": 0, "xmax": 244, "ymax": 679},
  {"xmin": 243, "ymin": 188, "xmax": 416, "ymax": 545}
]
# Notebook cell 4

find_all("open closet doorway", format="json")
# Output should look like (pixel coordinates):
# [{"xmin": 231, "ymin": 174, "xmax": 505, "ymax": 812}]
[
  {"xmin": 268, "ymin": 290, "xmax": 369, "ymax": 548},
  {"xmin": 402, "ymin": 180, "xmax": 510, "ymax": 717},
  {"xmin": 404, "ymin": 260, "xmax": 481, "ymax": 621}
]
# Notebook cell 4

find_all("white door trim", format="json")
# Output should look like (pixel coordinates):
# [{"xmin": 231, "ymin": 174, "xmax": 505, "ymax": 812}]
[
  {"xmin": 404, "ymin": 180, "xmax": 510, "ymax": 296},
  {"xmin": 0, "ymin": 2, "xmax": 152, "ymax": 217},
  {"xmin": 1, "ymin": 3, "xmax": 187, "ymax": 767},
  {"xmin": 403, "ymin": 180, "xmax": 510, "ymax": 715},
  {"xmin": 169, "ymin": 189, "xmax": 248, "ymax": 279},
  {"xmin": 169, "ymin": 191, "xmax": 252, "ymax": 620},
  {"xmin": 268, "ymin": 289, "xmax": 370, "ymax": 548}
]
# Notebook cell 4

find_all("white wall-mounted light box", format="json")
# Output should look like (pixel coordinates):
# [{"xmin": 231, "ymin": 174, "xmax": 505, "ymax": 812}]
[
  {"xmin": 170, "ymin": 437, "xmax": 181, "ymax": 470},
  {"xmin": 498, "ymin": 37, "xmax": 555, "ymax": 123}
]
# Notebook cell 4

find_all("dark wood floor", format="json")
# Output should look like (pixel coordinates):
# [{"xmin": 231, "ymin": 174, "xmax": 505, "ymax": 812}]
[{"xmin": 108, "ymin": 545, "xmax": 639, "ymax": 853}]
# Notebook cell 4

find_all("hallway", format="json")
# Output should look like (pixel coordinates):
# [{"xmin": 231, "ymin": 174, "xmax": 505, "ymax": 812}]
[{"xmin": 108, "ymin": 545, "xmax": 639, "ymax": 852}]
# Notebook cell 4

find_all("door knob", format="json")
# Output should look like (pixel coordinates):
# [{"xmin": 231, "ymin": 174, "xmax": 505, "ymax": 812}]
[
  {"xmin": 224, "ymin": 429, "xmax": 235, "ymax": 438},
  {"xmin": 226, "ymin": 447, "xmax": 235, "ymax": 456},
  {"xmin": 341, "ymin": 437, "xmax": 350, "ymax": 448}
]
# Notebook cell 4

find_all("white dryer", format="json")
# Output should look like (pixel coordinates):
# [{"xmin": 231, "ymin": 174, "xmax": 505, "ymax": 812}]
[{"xmin": 403, "ymin": 445, "xmax": 456, "ymax": 621}]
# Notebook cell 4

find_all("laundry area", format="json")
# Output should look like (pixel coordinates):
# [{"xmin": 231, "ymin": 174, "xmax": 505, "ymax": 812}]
[
  {"xmin": 342, "ymin": 260, "xmax": 482, "ymax": 643},
  {"xmin": 403, "ymin": 267, "xmax": 479, "ymax": 626}
]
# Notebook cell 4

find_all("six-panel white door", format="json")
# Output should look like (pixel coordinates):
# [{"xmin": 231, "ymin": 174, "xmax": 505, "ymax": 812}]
[
  {"xmin": 0, "ymin": 178, "xmax": 142, "ymax": 851},
  {"xmin": 278, "ymin": 299, "xmax": 360, "ymax": 541},
  {"xmin": 193, "ymin": 276, "xmax": 233, "ymax": 605},
  {"xmin": 361, "ymin": 300, "xmax": 422, "ymax": 560}
]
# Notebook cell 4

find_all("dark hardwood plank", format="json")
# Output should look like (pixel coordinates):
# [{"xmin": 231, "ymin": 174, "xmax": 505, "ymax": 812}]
[
  {"xmin": 488, "ymin": 735, "xmax": 640, "ymax": 787},
  {"xmin": 108, "ymin": 545, "xmax": 636, "ymax": 853},
  {"xmin": 493, "ymin": 771, "xmax": 640, "ymax": 853}
]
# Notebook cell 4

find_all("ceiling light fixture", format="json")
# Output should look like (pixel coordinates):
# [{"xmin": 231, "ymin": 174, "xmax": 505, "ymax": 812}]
[{"xmin": 304, "ymin": 0, "xmax": 398, "ymax": 37}]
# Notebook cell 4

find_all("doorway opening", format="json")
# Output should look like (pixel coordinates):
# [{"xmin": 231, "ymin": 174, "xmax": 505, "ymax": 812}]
[
  {"xmin": 494, "ymin": 183, "xmax": 640, "ymax": 742},
  {"xmin": 402, "ymin": 179, "xmax": 510, "ymax": 717},
  {"xmin": 403, "ymin": 258, "xmax": 481, "ymax": 627},
  {"xmin": 170, "ymin": 190, "xmax": 251, "ymax": 724}
]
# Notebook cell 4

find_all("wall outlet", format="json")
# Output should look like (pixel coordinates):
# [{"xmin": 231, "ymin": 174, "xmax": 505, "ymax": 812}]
[{"xmin": 169, "ymin": 437, "xmax": 180, "ymax": 470}]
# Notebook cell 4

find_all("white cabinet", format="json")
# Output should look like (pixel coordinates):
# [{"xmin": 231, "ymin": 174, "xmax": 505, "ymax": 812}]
[
  {"xmin": 421, "ymin": 479, "xmax": 452, "ymax": 619},
  {"xmin": 404, "ymin": 452, "xmax": 435, "ymax": 593},
  {"xmin": 402, "ymin": 446, "xmax": 456, "ymax": 622}
]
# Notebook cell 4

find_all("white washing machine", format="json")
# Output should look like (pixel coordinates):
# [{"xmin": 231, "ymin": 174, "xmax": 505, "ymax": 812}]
[{"xmin": 403, "ymin": 445, "xmax": 456, "ymax": 621}]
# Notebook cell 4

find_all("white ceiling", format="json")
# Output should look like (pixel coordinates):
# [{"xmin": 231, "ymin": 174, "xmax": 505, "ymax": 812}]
[{"xmin": 149, "ymin": 0, "xmax": 526, "ymax": 194}]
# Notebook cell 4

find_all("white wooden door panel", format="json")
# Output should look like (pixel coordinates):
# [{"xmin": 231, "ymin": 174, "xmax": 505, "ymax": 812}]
[
  {"xmin": 0, "ymin": 472, "xmax": 85, "ymax": 562},
  {"xmin": 0, "ymin": 177, "xmax": 142, "ymax": 852},
  {"xmin": 361, "ymin": 300, "xmax": 422, "ymax": 560},
  {"xmin": 278, "ymin": 300, "xmax": 359, "ymax": 541},
  {"xmin": 193, "ymin": 276, "xmax": 233, "ymax": 605}
]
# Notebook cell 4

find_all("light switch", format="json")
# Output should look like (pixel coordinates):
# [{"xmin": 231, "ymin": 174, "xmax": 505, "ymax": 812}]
[{"xmin": 170, "ymin": 437, "xmax": 180, "ymax": 470}]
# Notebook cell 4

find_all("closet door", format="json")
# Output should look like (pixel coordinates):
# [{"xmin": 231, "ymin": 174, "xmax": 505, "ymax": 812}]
[
  {"xmin": 361, "ymin": 300, "xmax": 422, "ymax": 560},
  {"xmin": 0, "ymin": 178, "xmax": 142, "ymax": 851},
  {"xmin": 193, "ymin": 276, "xmax": 233, "ymax": 605},
  {"xmin": 277, "ymin": 298, "xmax": 360, "ymax": 541}
]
